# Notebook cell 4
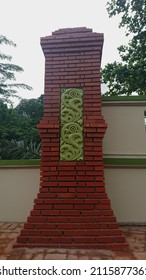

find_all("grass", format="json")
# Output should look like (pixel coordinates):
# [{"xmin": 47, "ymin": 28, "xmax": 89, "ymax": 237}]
[{"xmin": 0, "ymin": 158, "xmax": 146, "ymax": 167}]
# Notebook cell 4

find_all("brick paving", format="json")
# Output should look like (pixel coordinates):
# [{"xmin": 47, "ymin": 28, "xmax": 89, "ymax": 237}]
[{"xmin": 0, "ymin": 223, "xmax": 146, "ymax": 260}]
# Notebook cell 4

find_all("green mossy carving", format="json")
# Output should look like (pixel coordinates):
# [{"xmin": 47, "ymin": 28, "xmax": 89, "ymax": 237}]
[{"xmin": 60, "ymin": 88, "xmax": 84, "ymax": 161}]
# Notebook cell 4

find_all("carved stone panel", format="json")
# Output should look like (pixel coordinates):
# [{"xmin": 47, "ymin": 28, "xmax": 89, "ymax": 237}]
[{"xmin": 60, "ymin": 88, "xmax": 84, "ymax": 161}]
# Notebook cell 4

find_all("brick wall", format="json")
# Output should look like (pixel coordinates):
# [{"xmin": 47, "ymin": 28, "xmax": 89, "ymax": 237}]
[{"xmin": 14, "ymin": 27, "xmax": 128, "ymax": 250}]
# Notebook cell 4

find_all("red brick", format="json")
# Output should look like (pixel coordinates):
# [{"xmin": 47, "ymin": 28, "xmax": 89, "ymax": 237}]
[
  {"xmin": 34, "ymin": 199, "xmax": 44, "ymax": 204},
  {"xmin": 49, "ymin": 187, "xmax": 68, "ymax": 193},
  {"xmin": 59, "ymin": 171, "xmax": 76, "ymax": 176},
  {"xmin": 95, "ymin": 216, "xmax": 116, "ymax": 222},
  {"xmin": 40, "ymin": 187, "xmax": 49, "ymax": 192},
  {"xmin": 77, "ymin": 187, "xmax": 95, "ymax": 193},
  {"xmin": 69, "ymin": 188, "xmax": 77, "ymax": 192},
  {"xmin": 64, "ymin": 230, "xmax": 84, "ymax": 236},
  {"xmin": 50, "ymin": 237, "xmax": 72, "ymax": 244},
  {"xmin": 107, "ymin": 244, "xmax": 129, "ymax": 250},
  {"xmin": 41, "ymin": 210, "xmax": 60, "ymax": 216},
  {"xmin": 76, "ymin": 176, "xmax": 95, "ymax": 181},
  {"xmin": 41, "ymin": 171, "xmax": 58, "ymax": 176},
  {"xmin": 73, "ymin": 237, "xmax": 95, "ymax": 243},
  {"xmin": 57, "ymin": 224, "xmax": 78, "ymax": 229},
  {"xmin": 102, "ymin": 210, "xmax": 113, "ymax": 215},
  {"xmin": 21, "ymin": 229, "xmax": 41, "ymax": 236},
  {"xmin": 41, "ymin": 230, "xmax": 62, "ymax": 236},
  {"xmin": 54, "ymin": 205, "xmax": 73, "ymax": 210},
  {"xmin": 68, "ymin": 217, "xmax": 92, "ymax": 223},
  {"xmin": 38, "ymin": 193, "xmax": 56, "ymax": 198},
  {"xmin": 17, "ymin": 237, "xmax": 27, "ymax": 243},
  {"xmin": 58, "ymin": 166, "xmax": 75, "ymax": 171},
  {"xmin": 60, "ymin": 210, "xmax": 80, "ymax": 216},
  {"xmin": 74, "ymin": 204, "xmax": 94, "ymax": 210},
  {"xmin": 34, "ymin": 205, "xmax": 53, "ymax": 210},
  {"xmin": 95, "ymin": 237, "xmax": 114, "ymax": 243},
  {"xmin": 76, "ymin": 193, "xmax": 87, "ymax": 198},
  {"xmin": 95, "ymin": 187, "xmax": 105, "ymax": 192},
  {"xmin": 81, "ymin": 210, "xmax": 102, "ymax": 216},
  {"xmin": 79, "ymin": 224, "xmax": 100, "ymax": 229},
  {"xmin": 86, "ymin": 230, "xmax": 100, "ymax": 235},
  {"xmin": 27, "ymin": 217, "xmax": 48, "ymax": 223},
  {"xmin": 48, "ymin": 217, "xmax": 69, "ymax": 223},
  {"xmin": 15, "ymin": 27, "xmax": 127, "ymax": 250},
  {"xmin": 43, "ymin": 199, "xmax": 63, "ymax": 204},
  {"xmin": 35, "ymin": 224, "xmax": 56, "ymax": 229},
  {"xmin": 57, "ymin": 193, "xmax": 75, "ymax": 198},
  {"xmin": 24, "ymin": 223, "xmax": 35, "ymax": 229},
  {"xmin": 28, "ymin": 237, "xmax": 50, "ymax": 243},
  {"xmin": 59, "ymin": 176, "xmax": 75, "ymax": 181},
  {"xmin": 83, "ymin": 199, "xmax": 98, "ymax": 204},
  {"xmin": 30, "ymin": 210, "xmax": 40, "ymax": 216},
  {"xmin": 101, "ymin": 230, "xmax": 122, "ymax": 236},
  {"xmin": 108, "ymin": 224, "xmax": 119, "ymax": 229},
  {"xmin": 58, "ymin": 182, "xmax": 77, "ymax": 187}
]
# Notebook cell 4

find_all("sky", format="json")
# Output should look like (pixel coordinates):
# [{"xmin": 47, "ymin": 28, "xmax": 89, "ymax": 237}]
[{"xmin": 0, "ymin": 0, "xmax": 128, "ymax": 103}]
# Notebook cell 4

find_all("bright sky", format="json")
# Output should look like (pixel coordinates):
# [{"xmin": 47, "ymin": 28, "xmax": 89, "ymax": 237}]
[{"xmin": 0, "ymin": 0, "xmax": 128, "ymax": 103}]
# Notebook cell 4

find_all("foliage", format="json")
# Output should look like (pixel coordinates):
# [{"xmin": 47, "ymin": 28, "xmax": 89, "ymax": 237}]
[
  {"xmin": 0, "ymin": 35, "xmax": 32, "ymax": 103},
  {"xmin": 0, "ymin": 95, "xmax": 43, "ymax": 159},
  {"xmin": 102, "ymin": 0, "xmax": 146, "ymax": 96},
  {"xmin": 15, "ymin": 94, "xmax": 43, "ymax": 124},
  {"xmin": 106, "ymin": 0, "xmax": 145, "ymax": 35},
  {"xmin": 0, "ymin": 139, "xmax": 41, "ymax": 160},
  {"xmin": 0, "ymin": 95, "xmax": 43, "ymax": 142}
]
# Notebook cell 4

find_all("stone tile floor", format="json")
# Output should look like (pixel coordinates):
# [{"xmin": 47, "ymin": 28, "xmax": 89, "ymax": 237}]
[{"xmin": 0, "ymin": 223, "xmax": 146, "ymax": 260}]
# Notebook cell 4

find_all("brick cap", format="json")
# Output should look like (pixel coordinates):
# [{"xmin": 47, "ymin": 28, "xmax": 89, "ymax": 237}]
[
  {"xmin": 52, "ymin": 27, "xmax": 93, "ymax": 35},
  {"xmin": 41, "ymin": 27, "xmax": 104, "ymax": 43}
]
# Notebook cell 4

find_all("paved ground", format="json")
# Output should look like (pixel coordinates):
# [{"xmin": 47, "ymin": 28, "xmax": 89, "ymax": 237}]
[{"xmin": 0, "ymin": 223, "xmax": 146, "ymax": 260}]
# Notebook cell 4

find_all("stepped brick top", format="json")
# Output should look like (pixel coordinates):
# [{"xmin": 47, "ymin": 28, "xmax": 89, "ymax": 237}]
[
  {"xmin": 41, "ymin": 27, "xmax": 104, "ymax": 59},
  {"xmin": 41, "ymin": 27, "xmax": 103, "ymax": 39}
]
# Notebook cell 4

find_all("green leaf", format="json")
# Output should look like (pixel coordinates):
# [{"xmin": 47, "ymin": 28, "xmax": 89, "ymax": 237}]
[
  {"xmin": 102, "ymin": 0, "xmax": 146, "ymax": 96},
  {"xmin": 0, "ymin": 35, "xmax": 32, "ymax": 103}
]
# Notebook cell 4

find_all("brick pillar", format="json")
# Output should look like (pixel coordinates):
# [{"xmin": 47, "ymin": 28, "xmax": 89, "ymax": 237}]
[{"xmin": 14, "ymin": 27, "xmax": 128, "ymax": 250}]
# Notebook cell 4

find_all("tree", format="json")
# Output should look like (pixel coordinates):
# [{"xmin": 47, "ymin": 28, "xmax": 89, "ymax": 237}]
[
  {"xmin": 0, "ymin": 139, "xmax": 41, "ymax": 160},
  {"xmin": 0, "ymin": 95, "xmax": 43, "ymax": 159},
  {"xmin": 0, "ymin": 95, "xmax": 43, "ymax": 144},
  {"xmin": 0, "ymin": 35, "xmax": 32, "ymax": 103},
  {"xmin": 15, "ymin": 94, "xmax": 43, "ymax": 124},
  {"xmin": 101, "ymin": 0, "xmax": 146, "ymax": 96},
  {"xmin": 15, "ymin": 95, "xmax": 44, "ymax": 144}
]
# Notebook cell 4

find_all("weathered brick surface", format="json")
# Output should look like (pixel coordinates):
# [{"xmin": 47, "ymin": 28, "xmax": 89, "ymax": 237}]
[{"xmin": 14, "ymin": 27, "xmax": 128, "ymax": 250}]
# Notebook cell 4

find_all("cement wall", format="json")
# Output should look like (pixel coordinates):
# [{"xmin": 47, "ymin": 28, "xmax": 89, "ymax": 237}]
[
  {"xmin": 0, "ymin": 98, "xmax": 146, "ymax": 223},
  {"xmin": 102, "ymin": 101, "xmax": 146, "ymax": 155},
  {"xmin": 0, "ymin": 168, "xmax": 40, "ymax": 222},
  {"xmin": 0, "ymin": 166, "xmax": 146, "ymax": 223},
  {"xmin": 105, "ymin": 168, "xmax": 146, "ymax": 224}
]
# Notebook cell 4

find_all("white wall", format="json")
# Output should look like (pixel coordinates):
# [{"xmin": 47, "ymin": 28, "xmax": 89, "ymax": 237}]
[
  {"xmin": 102, "ymin": 104, "xmax": 146, "ymax": 155},
  {"xmin": 0, "ymin": 167, "xmax": 146, "ymax": 223},
  {"xmin": 0, "ymin": 101, "xmax": 146, "ymax": 223},
  {"xmin": 105, "ymin": 168, "xmax": 146, "ymax": 223},
  {"xmin": 0, "ymin": 168, "xmax": 40, "ymax": 222}
]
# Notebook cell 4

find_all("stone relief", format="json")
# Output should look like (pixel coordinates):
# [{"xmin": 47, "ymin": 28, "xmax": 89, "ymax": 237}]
[{"xmin": 60, "ymin": 88, "xmax": 84, "ymax": 161}]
